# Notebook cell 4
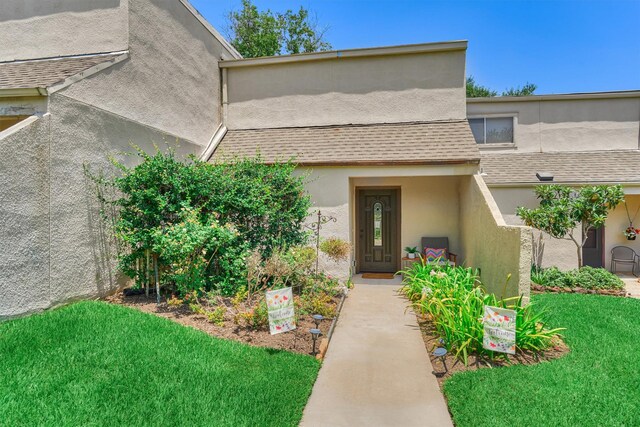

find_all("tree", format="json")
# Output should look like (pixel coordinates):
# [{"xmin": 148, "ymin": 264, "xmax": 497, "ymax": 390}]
[
  {"xmin": 466, "ymin": 76, "xmax": 497, "ymax": 98},
  {"xmin": 517, "ymin": 185, "xmax": 624, "ymax": 268},
  {"xmin": 502, "ymin": 82, "xmax": 537, "ymax": 97},
  {"xmin": 466, "ymin": 76, "xmax": 537, "ymax": 98},
  {"xmin": 227, "ymin": 0, "xmax": 331, "ymax": 58}
]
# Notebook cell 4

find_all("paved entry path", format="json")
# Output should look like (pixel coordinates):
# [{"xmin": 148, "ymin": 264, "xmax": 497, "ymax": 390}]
[{"xmin": 301, "ymin": 276, "xmax": 453, "ymax": 427}]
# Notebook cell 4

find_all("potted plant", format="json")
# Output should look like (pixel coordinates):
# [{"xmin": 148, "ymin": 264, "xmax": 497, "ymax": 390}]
[
  {"xmin": 405, "ymin": 246, "xmax": 419, "ymax": 259},
  {"xmin": 624, "ymin": 226, "xmax": 639, "ymax": 240}
]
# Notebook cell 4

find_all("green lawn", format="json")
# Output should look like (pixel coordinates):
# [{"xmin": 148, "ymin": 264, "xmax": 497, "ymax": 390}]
[
  {"xmin": 0, "ymin": 301, "xmax": 319, "ymax": 426},
  {"xmin": 444, "ymin": 293, "xmax": 640, "ymax": 426}
]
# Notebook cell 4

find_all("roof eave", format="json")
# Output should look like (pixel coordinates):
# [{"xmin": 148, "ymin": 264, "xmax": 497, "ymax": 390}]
[
  {"xmin": 219, "ymin": 40, "xmax": 468, "ymax": 68},
  {"xmin": 0, "ymin": 88, "xmax": 47, "ymax": 97},
  {"xmin": 467, "ymin": 90, "xmax": 640, "ymax": 103},
  {"xmin": 259, "ymin": 159, "xmax": 481, "ymax": 167}
]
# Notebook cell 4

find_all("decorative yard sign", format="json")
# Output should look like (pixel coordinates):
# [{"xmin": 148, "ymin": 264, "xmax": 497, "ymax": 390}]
[
  {"xmin": 482, "ymin": 305, "xmax": 516, "ymax": 354},
  {"xmin": 266, "ymin": 287, "xmax": 296, "ymax": 335}
]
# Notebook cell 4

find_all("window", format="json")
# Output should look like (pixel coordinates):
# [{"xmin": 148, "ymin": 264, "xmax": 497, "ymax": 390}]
[
  {"xmin": 373, "ymin": 202, "xmax": 383, "ymax": 246},
  {"xmin": 469, "ymin": 117, "xmax": 514, "ymax": 144}
]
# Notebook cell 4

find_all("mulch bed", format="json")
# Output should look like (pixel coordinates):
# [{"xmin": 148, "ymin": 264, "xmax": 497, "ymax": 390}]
[
  {"xmin": 104, "ymin": 290, "xmax": 341, "ymax": 356},
  {"xmin": 531, "ymin": 283, "xmax": 627, "ymax": 297},
  {"xmin": 415, "ymin": 314, "xmax": 570, "ymax": 386}
]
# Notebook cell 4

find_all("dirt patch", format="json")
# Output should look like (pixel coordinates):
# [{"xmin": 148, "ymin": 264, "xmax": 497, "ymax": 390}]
[
  {"xmin": 531, "ymin": 284, "xmax": 627, "ymax": 297},
  {"xmin": 104, "ymin": 291, "xmax": 342, "ymax": 356},
  {"xmin": 415, "ymin": 314, "xmax": 570, "ymax": 386}
]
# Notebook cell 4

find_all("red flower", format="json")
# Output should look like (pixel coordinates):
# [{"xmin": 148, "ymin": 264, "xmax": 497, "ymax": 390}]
[
  {"xmin": 283, "ymin": 296, "xmax": 288, "ymax": 301},
  {"xmin": 276, "ymin": 325, "xmax": 282, "ymax": 330},
  {"xmin": 504, "ymin": 316, "xmax": 510, "ymax": 321},
  {"xmin": 490, "ymin": 342, "xmax": 496, "ymax": 348}
]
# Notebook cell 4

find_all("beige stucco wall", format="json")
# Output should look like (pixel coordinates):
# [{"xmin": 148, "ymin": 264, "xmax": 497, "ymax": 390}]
[
  {"xmin": 0, "ymin": 94, "xmax": 202, "ymax": 320},
  {"xmin": 0, "ymin": 0, "xmax": 129, "ymax": 61},
  {"xmin": 489, "ymin": 186, "xmax": 640, "ymax": 273},
  {"xmin": 226, "ymin": 50, "xmax": 467, "ymax": 129},
  {"xmin": 61, "ymin": 0, "xmax": 236, "ymax": 146},
  {"xmin": 467, "ymin": 96, "xmax": 640, "ymax": 153},
  {"xmin": 298, "ymin": 165, "xmax": 477, "ymax": 280},
  {"xmin": 460, "ymin": 176, "xmax": 531, "ymax": 298}
]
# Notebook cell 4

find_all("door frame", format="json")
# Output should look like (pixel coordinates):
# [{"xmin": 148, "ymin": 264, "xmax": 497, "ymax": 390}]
[{"xmin": 355, "ymin": 186, "xmax": 401, "ymax": 273}]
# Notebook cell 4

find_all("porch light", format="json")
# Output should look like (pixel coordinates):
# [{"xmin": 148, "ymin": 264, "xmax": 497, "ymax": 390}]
[
  {"xmin": 536, "ymin": 172, "xmax": 554, "ymax": 182},
  {"xmin": 432, "ymin": 347, "xmax": 449, "ymax": 378},
  {"xmin": 312, "ymin": 314, "xmax": 324, "ymax": 328},
  {"xmin": 310, "ymin": 328, "xmax": 322, "ymax": 356}
]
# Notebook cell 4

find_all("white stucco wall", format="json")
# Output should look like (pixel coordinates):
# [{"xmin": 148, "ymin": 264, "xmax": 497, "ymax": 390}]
[
  {"xmin": 226, "ymin": 49, "xmax": 467, "ymax": 129},
  {"xmin": 467, "ymin": 96, "xmax": 640, "ymax": 153},
  {"xmin": 60, "ymin": 0, "xmax": 236, "ymax": 146},
  {"xmin": 460, "ymin": 176, "xmax": 531, "ymax": 298},
  {"xmin": 0, "ymin": 94, "xmax": 203, "ymax": 319},
  {"xmin": 0, "ymin": 0, "xmax": 129, "ymax": 61}
]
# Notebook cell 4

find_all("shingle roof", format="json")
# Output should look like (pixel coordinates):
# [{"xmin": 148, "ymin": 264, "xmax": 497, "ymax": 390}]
[
  {"xmin": 211, "ymin": 120, "xmax": 481, "ymax": 166},
  {"xmin": 481, "ymin": 150, "xmax": 640, "ymax": 185},
  {"xmin": 0, "ymin": 53, "xmax": 124, "ymax": 89}
]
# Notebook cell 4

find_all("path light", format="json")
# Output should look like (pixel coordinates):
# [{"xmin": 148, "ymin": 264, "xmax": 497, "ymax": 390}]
[
  {"xmin": 432, "ymin": 347, "xmax": 448, "ymax": 378},
  {"xmin": 310, "ymin": 328, "xmax": 322, "ymax": 356},
  {"xmin": 312, "ymin": 314, "xmax": 324, "ymax": 329}
]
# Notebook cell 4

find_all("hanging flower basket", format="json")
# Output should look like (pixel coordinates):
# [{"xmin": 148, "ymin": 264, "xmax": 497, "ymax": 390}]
[{"xmin": 624, "ymin": 226, "xmax": 639, "ymax": 240}]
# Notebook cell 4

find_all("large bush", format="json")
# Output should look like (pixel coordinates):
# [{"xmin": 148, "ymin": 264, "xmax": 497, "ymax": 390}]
[
  {"xmin": 401, "ymin": 262, "xmax": 563, "ymax": 364},
  {"xmin": 94, "ymin": 149, "xmax": 311, "ymax": 297},
  {"xmin": 532, "ymin": 266, "xmax": 624, "ymax": 290}
]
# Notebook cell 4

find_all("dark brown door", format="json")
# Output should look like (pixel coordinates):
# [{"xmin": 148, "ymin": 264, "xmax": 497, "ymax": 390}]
[
  {"xmin": 583, "ymin": 226, "xmax": 604, "ymax": 268},
  {"xmin": 357, "ymin": 189, "xmax": 399, "ymax": 272}
]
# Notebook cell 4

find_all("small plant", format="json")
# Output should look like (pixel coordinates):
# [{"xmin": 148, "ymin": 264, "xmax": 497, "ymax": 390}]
[
  {"xmin": 319, "ymin": 237, "xmax": 351, "ymax": 262},
  {"xmin": 206, "ymin": 306, "xmax": 226, "ymax": 327},
  {"xmin": 189, "ymin": 303, "xmax": 206, "ymax": 315},
  {"xmin": 405, "ymin": 246, "xmax": 419, "ymax": 259},
  {"xmin": 532, "ymin": 266, "xmax": 624, "ymax": 290},
  {"xmin": 167, "ymin": 295, "xmax": 183, "ymax": 307},
  {"xmin": 624, "ymin": 226, "xmax": 639, "ymax": 240}
]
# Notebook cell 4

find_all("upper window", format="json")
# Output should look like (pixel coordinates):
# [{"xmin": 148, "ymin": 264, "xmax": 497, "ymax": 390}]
[{"xmin": 469, "ymin": 117, "xmax": 514, "ymax": 144}]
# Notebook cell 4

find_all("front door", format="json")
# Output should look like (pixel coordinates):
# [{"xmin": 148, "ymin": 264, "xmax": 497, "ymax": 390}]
[
  {"xmin": 583, "ymin": 226, "xmax": 604, "ymax": 268},
  {"xmin": 357, "ymin": 189, "xmax": 399, "ymax": 272}
]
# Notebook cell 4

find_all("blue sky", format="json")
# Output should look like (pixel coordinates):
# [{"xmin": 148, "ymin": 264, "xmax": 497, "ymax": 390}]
[{"xmin": 190, "ymin": 0, "xmax": 640, "ymax": 94}]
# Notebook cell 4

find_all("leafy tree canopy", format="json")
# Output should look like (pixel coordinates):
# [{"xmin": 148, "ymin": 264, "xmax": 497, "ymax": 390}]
[
  {"xmin": 466, "ymin": 76, "xmax": 537, "ymax": 98},
  {"xmin": 517, "ymin": 184, "xmax": 624, "ymax": 267},
  {"xmin": 227, "ymin": 0, "xmax": 331, "ymax": 58}
]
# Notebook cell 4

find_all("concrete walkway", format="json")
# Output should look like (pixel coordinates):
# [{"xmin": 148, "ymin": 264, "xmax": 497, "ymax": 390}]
[
  {"xmin": 301, "ymin": 276, "xmax": 453, "ymax": 427},
  {"xmin": 619, "ymin": 274, "xmax": 640, "ymax": 298}
]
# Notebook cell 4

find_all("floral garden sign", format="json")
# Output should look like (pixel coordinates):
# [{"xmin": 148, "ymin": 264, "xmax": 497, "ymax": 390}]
[
  {"xmin": 482, "ymin": 305, "xmax": 516, "ymax": 354},
  {"xmin": 266, "ymin": 287, "xmax": 296, "ymax": 335}
]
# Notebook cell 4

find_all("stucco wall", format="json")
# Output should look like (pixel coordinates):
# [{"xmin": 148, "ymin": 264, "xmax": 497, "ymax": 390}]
[
  {"xmin": 0, "ymin": 0, "xmax": 128, "ymax": 61},
  {"xmin": 606, "ymin": 194, "xmax": 640, "ymax": 274},
  {"xmin": 0, "ymin": 95, "xmax": 202, "ymax": 319},
  {"xmin": 467, "ymin": 96, "xmax": 640, "ymax": 153},
  {"xmin": 0, "ymin": 116, "xmax": 52, "ymax": 318},
  {"xmin": 490, "ymin": 186, "xmax": 579, "ymax": 271},
  {"xmin": 460, "ymin": 176, "xmax": 531, "ymax": 298},
  {"xmin": 60, "ymin": 0, "xmax": 235, "ymax": 146},
  {"xmin": 226, "ymin": 50, "xmax": 467, "ymax": 129}
]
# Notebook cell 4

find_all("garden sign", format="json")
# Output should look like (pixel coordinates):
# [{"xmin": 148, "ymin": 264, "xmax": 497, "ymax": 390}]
[
  {"xmin": 266, "ymin": 287, "xmax": 296, "ymax": 335},
  {"xmin": 482, "ymin": 305, "xmax": 516, "ymax": 355}
]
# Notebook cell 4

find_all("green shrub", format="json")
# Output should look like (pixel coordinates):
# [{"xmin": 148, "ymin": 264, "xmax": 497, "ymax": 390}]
[
  {"xmin": 88, "ymin": 150, "xmax": 311, "ymax": 297},
  {"xmin": 319, "ymin": 237, "xmax": 351, "ymax": 262},
  {"xmin": 401, "ymin": 261, "xmax": 563, "ymax": 364},
  {"xmin": 533, "ymin": 266, "xmax": 624, "ymax": 290}
]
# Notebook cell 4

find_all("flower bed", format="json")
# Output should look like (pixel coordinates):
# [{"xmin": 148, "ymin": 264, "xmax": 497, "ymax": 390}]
[
  {"xmin": 400, "ymin": 261, "xmax": 565, "ymax": 367},
  {"xmin": 531, "ymin": 266, "xmax": 626, "ymax": 296}
]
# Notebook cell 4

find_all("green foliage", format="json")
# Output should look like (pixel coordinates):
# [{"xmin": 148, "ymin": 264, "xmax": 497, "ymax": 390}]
[
  {"xmin": 93, "ymin": 149, "xmax": 310, "ymax": 297},
  {"xmin": 445, "ymin": 294, "xmax": 640, "ymax": 425},
  {"xmin": 206, "ymin": 306, "xmax": 226, "ymax": 327},
  {"xmin": 400, "ymin": 262, "xmax": 563, "ymax": 364},
  {"xmin": 466, "ymin": 75, "xmax": 537, "ymax": 98},
  {"xmin": 517, "ymin": 184, "xmax": 624, "ymax": 267},
  {"xmin": 466, "ymin": 76, "xmax": 498, "ymax": 98},
  {"xmin": 532, "ymin": 266, "xmax": 624, "ymax": 290},
  {"xmin": 227, "ymin": 0, "xmax": 331, "ymax": 58},
  {"xmin": 404, "ymin": 246, "xmax": 419, "ymax": 254},
  {"xmin": 319, "ymin": 237, "xmax": 351, "ymax": 262},
  {"xmin": 0, "ymin": 301, "xmax": 319, "ymax": 426},
  {"xmin": 502, "ymin": 82, "xmax": 537, "ymax": 96}
]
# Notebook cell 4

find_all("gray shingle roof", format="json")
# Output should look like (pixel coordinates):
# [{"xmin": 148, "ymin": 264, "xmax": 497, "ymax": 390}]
[
  {"xmin": 0, "ymin": 53, "xmax": 123, "ymax": 89},
  {"xmin": 211, "ymin": 120, "xmax": 481, "ymax": 166},
  {"xmin": 481, "ymin": 150, "xmax": 640, "ymax": 185}
]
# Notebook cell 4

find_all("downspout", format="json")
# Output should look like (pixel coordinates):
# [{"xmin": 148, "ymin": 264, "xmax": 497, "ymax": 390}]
[{"xmin": 199, "ymin": 67, "xmax": 229, "ymax": 161}]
